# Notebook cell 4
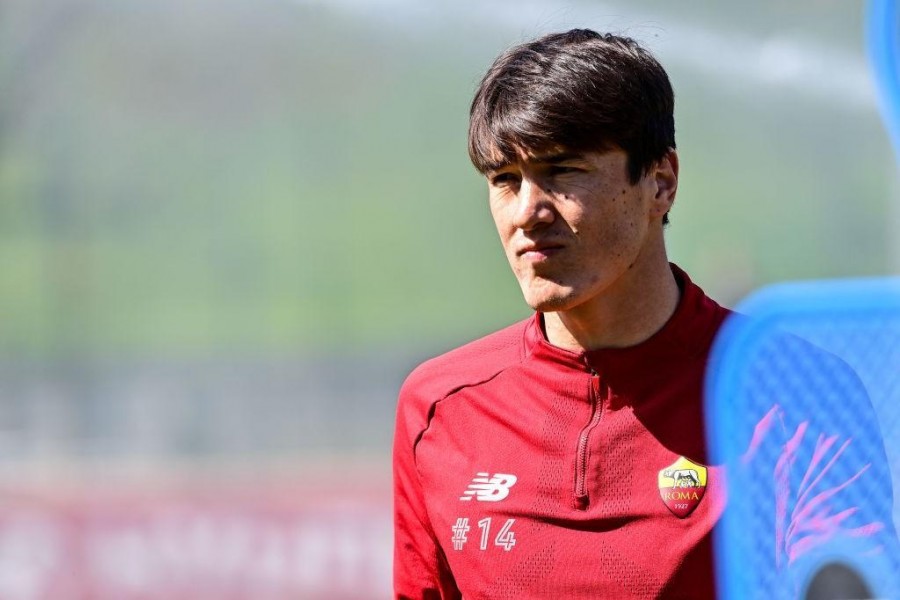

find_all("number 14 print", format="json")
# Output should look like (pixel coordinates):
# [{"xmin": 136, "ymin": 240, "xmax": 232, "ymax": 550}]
[{"xmin": 451, "ymin": 517, "xmax": 516, "ymax": 551}]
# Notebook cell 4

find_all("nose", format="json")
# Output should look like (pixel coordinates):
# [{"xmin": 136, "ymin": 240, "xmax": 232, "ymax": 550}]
[{"xmin": 512, "ymin": 178, "xmax": 555, "ymax": 231}]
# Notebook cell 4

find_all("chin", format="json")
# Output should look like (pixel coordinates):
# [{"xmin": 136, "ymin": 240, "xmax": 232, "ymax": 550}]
[{"xmin": 521, "ymin": 284, "xmax": 580, "ymax": 313}]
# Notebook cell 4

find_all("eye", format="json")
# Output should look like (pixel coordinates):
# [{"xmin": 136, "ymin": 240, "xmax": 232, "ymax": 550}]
[
  {"xmin": 489, "ymin": 172, "xmax": 520, "ymax": 187},
  {"xmin": 548, "ymin": 165, "xmax": 579, "ymax": 176}
]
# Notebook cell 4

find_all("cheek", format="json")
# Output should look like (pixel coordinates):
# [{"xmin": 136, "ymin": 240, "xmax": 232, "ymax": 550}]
[
  {"xmin": 489, "ymin": 204, "xmax": 513, "ymax": 240},
  {"xmin": 494, "ymin": 225, "xmax": 521, "ymax": 265},
  {"xmin": 580, "ymin": 203, "xmax": 644, "ymax": 258}
]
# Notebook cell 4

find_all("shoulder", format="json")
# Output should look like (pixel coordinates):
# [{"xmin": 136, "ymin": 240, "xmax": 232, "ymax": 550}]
[
  {"xmin": 401, "ymin": 317, "xmax": 530, "ymax": 404},
  {"xmin": 395, "ymin": 318, "xmax": 531, "ymax": 440}
]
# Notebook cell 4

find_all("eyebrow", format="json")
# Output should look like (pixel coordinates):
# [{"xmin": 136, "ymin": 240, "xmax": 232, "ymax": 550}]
[
  {"xmin": 529, "ymin": 151, "xmax": 585, "ymax": 164},
  {"xmin": 484, "ymin": 151, "xmax": 585, "ymax": 173}
]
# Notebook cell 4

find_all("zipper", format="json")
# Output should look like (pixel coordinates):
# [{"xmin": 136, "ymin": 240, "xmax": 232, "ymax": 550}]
[{"xmin": 574, "ymin": 365, "xmax": 603, "ymax": 510}]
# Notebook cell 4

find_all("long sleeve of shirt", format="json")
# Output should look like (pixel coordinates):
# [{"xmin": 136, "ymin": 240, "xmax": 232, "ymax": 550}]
[{"xmin": 393, "ymin": 374, "xmax": 462, "ymax": 599}]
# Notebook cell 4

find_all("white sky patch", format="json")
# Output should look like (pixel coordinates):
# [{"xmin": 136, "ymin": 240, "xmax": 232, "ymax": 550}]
[{"xmin": 288, "ymin": 0, "xmax": 877, "ymax": 111}]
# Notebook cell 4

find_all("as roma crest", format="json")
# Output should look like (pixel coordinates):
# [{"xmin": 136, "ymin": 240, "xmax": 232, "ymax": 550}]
[{"xmin": 658, "ymin": 456, "xmax": 707, "ymax": 518}]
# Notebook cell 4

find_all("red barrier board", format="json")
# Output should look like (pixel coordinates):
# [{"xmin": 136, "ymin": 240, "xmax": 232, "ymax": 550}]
[{"xmin": 0, "ymin": 465, "xmax": 392, "ymax": 599}]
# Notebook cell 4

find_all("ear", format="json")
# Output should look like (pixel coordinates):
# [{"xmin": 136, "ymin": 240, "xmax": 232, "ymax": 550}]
[{"xmin": 649, "ymin": 148, "xmax": 678, "ymax": 219}]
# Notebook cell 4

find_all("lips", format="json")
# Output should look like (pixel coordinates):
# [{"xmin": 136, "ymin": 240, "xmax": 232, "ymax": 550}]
[{"xmin": 516, "ymin": 241, "xmax": 565, "ymax": 259}]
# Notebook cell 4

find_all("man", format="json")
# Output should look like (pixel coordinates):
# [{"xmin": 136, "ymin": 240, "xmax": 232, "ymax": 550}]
[
  {"xmin": 392, "ymin": 29, "xmax": 893, "ymax": 598},
  {"xmin": 394, "ymin": 29, "xmax": 724, "ymax": 598}
]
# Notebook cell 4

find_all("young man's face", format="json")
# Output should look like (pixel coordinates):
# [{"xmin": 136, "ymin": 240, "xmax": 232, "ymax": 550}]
[{"xmin": 486, "ymin": 147, "xmax": 675, "ymax": 313}]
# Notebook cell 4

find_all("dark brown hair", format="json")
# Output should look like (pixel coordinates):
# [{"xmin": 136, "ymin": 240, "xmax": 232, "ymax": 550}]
[{"xmin": 468, "ymin": 29, "xmax": 675, "ymax": 190}]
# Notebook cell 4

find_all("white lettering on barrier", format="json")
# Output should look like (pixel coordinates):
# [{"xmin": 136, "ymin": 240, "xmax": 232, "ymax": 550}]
[{"xmin": 0, "ymin": 506, "xmax": 392, "ymax": 598}]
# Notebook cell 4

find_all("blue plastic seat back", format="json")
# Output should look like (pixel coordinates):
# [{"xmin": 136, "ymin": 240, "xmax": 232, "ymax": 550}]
[{"xmin": 707, "ymin": 278, "xmax": 900, "ymax": 599}]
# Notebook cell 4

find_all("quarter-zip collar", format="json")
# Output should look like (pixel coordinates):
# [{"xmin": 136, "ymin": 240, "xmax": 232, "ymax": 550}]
[{"xmin": 524, "ymin": 263, "xmax": 727, "ymax": 398}]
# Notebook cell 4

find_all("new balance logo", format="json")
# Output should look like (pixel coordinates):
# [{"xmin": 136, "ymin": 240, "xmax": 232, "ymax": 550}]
[{"xmin": 460, "ymin": 472, "xmax": 518, "ymax": 502}]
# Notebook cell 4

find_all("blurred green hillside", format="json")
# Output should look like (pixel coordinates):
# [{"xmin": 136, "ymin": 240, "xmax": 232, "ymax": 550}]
[{"xmin": 0, "ymin": 0, "xmax": 895, "ymax": 357}]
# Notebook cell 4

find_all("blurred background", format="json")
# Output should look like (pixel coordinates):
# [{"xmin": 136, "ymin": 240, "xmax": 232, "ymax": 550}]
[{"xmin": 0, "ymin": 0, "xmax": 896, "ymax": 598}]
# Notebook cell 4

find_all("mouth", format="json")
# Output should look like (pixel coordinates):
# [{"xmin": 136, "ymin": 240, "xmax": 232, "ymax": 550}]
[{"xmin": 516, "ymin": 243, "xmax": 565, "ymax": 262}]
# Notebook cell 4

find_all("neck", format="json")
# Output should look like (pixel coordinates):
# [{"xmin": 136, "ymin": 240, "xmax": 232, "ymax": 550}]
[{"xmin": 543, "ymin": 242, "xmax": 680, "ymax": 352}]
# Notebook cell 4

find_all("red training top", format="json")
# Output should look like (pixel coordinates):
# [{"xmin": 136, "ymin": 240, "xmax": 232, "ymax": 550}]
[{"xmin": 394, "ymin": 265, "xmax": 730, "ymax": 599}]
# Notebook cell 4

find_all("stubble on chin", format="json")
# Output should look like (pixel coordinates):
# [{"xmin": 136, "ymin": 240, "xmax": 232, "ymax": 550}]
[{"xmin": 518, "ymin": 274, "xmax": 576, "ymax": 313}]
